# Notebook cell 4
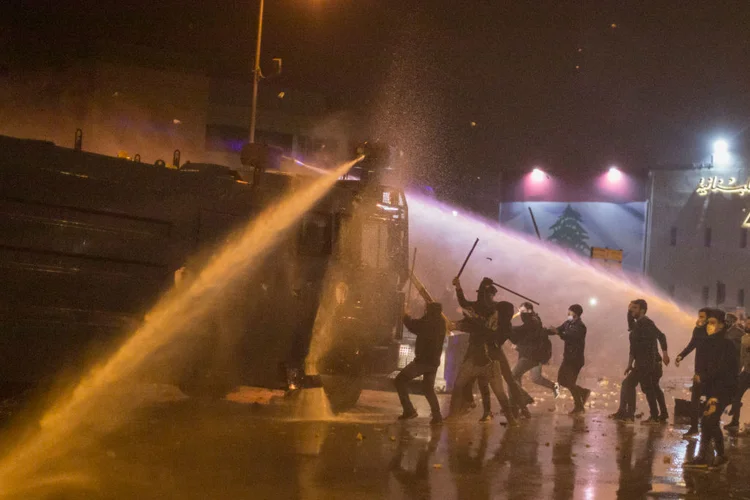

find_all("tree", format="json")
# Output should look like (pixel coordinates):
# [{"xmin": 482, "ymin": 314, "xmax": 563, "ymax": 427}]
[{"xmin": 547, "ymin": 204, "xmax": 590, "ymax": 256}]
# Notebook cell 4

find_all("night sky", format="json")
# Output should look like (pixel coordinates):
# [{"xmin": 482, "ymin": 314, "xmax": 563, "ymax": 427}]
[{"xmin": 4, "ymin": 1, "xmax": 750, "ymax": 199}]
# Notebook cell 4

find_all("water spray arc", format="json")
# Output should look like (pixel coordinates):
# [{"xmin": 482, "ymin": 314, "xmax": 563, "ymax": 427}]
[
  {"xmin": 0, "ymin": 157, "xmax": 362, "ymax": 496},
  {"xmin": 406, "ymin": 192, "xmax": 696, "ymax": 379}
]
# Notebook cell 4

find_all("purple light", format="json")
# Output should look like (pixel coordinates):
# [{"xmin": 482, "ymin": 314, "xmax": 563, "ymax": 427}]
[
  {"xmin": 607, "ymin": 166, "xmax": 622, "ymax": 182},
  {"xmin": 530, "ymin": 168, "xmax": 546, "ymax": 183}
]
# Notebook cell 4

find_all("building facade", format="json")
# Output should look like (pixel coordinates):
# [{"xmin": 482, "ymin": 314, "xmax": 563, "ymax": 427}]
[
  {"xmin": 497, "ymin": 155, "xmax": 750, "ymax": 311},
  {"xmin": 646, "ymin": 161, "xmax": 750, "ymax": 311},
  {"xmin": 0, "ymin": 46, "xmax": 362, "ymax": 178}
]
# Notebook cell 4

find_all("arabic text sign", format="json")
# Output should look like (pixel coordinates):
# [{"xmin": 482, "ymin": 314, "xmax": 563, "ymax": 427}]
[{"xmin": 696, "ymin": 176, "xmax": 750, "ymax": 196}]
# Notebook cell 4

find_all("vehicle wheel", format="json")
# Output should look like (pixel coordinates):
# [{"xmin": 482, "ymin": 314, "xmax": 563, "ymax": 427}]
[{"xmin": 320, "ymin": 374, "xmax": 363, "ymax": 413}]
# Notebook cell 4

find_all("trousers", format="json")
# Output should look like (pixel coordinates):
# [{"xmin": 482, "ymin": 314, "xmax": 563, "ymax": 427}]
[{"xmin": 395, "ymin": 361, "xmax": 441, "ymax": 417}]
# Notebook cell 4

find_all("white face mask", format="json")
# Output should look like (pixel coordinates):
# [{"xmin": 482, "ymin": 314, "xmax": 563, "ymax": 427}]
[
  {"xmin": 706, "ymin": 325, "xmax": 717, "ymax": 335},
  {"xmin": 567, "ymin": 314, "xmax": 575, "ymax": 321}
]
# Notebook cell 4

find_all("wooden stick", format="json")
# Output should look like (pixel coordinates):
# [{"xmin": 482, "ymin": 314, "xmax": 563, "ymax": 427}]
[
  {"xmin": 457, "ymin": 238, "xmax": 479, "ymax": 279},
  {"xmin": 491, "ymin": 281, "xmax": 540, "ymax": 306},
  {"xmin": 405, "ymin": 247, "xmax": 417, "ymax": 307}
]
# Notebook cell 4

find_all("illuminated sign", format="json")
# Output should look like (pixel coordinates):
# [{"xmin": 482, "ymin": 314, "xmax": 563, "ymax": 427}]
[
  {"xmin": 743, "ymin": 212, "xmax": 750, "ymax": 229},
  {"xmin": 590, "ymin": 247, "xmax": 623, "ymax": 262},
  {"xmin": 697, "ymin": 176, "xmax": 750, "ymax": 196}
]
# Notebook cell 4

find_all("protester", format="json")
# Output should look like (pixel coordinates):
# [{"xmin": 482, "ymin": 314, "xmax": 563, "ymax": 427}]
[
  {"xmin": 550, "ymin": 304, "xmax": 591, "ymax": 414},
  {"xmin": 510, "ymin": 302, "xmax": 557, "ymax": 398},
  {"xmin": 449, "ymin": 277, "xmax": 518, "ymax": 425},
  {"xmin": 675, "ymin": 308, "xmax": 710, "ymax": 438},
  {"xmin": 395, "ymin": 302, "xmax": 448, "ymax": 424},
  {"xmin": 684, "ymin": 309, "xmax": 738, "ymax": 469},
  {"xmin": 610, "ymin": 299, "xmax": 670, "ymax": 424},
  {"xmin": 486, "ymin": 301, "xmax": 535, "ymax": 419},
  {"xmin": 726, "ymin": 319, "xmax": 750, "ymax": 430}
]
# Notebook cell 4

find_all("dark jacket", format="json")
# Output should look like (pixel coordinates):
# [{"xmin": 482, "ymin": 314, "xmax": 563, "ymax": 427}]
[
  {"xmin": 511, "ymin": 312, "xmax": 550, "ymax": 363},
  {"xmin": 726, "ymin": 324, "xmax": 745, "ymax": 369},
  {"xmin": 454, "ymin": 289, "xmax": 512, "ymax": 365},
  {"xmin": 403, "ymin": 306, "xmax": 447, "ymax": 367},
  {"xmin": 556, "ymin": 318, "xmax": 587, "ymax": 365},
  {"xmin": 629, "ymin": 315, "xmax": 667, "ymax": 372},
  {"xmin": 678, "ymin": 325, "xmax": 707, "ymax": 366},
  {"xmin": 697, "ymin": 330, "xmax": 739, "ymax": 401}
]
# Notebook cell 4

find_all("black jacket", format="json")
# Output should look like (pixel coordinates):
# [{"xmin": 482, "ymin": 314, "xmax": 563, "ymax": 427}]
[
  {"xmin": 455, "ymin": 289, "xmax": 512, "ymax": 365},
  {"xmin": 403, "ymin": 311, "xmax": 447, "ymax": 367},
  {"xmin": 556, "ymin": 318, "xmax": 587, "ymax": 365},
  {"xmin": 697, "ymin": 330, "xmax": 739, "ymax": 401},
  {"xmin": 678, "ymin": 325, "xmax": 707, "ymax": 366},
  {"xmin": 629, "ymin": 315, "xmax": 667, "ymax": 372},
  {"xmin": 511, "ymin": 313, "xmax": 546, "ymax": 361}
]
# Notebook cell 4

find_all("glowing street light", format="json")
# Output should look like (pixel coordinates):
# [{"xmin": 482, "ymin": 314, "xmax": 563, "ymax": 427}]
[
  {"xmin": 452, "ymin": 210, "xmax": 459, "ymax": 217},
  {"xmin": 607, "ymin": 166, "xmax": 622, "ymax": 182},
  {"xmin": 712, "ymin": 138, "xmax": 730, "ymax": 167},
  {"xmin": 530, "ymin": 168, "xmax": 546, "ymax": 182},
  {"xmin": 589, "ymin": 297, "xmax": 598, "ymax": 306}
]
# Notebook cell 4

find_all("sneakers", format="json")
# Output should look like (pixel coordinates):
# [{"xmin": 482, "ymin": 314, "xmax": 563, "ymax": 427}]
[
  {"xmin": 684, "ymin": 456, "xmax": 709, "ymax": 469},
  {"xmin": 520, "ymin": 407, "xmax": 532, "ymax": 419},
  {"xmin": 581, "ymin": 389, "xmax": 592, "ymax": 406},
  {"xmin": 641, "ymin": 416, "xmax": 661, "ymax": 426},
  {"xmin": 683, "ymin": 426, "xmax": 699, "ymax": 439},
  {"xmin": 553, "ymin": 383, "xmax": 560, "ymax": 399},
  {"xmin": 430, "ymin": 415, "xmax": 443, "ymax": 425},
  {"xmin": 398, "ymin": 410, "xmax": 418, "ymax": 420},
  {"xmin": 479, "ymin": 411, "xmax": 494, "ymax": 422},
  {"xmin": 569, "ymin": 407, "xmax": 585, "ymax": 415},
  {"xmin": 710, "ymin": 455, "xmax": 729, "ymax": 469},
  {"xmin": 658, "ymin": 414, "xmax": 669, "ymax": 423},
  {"xmin": 608, "ymin": 411, "xmax": 624, "ymax": 419}
]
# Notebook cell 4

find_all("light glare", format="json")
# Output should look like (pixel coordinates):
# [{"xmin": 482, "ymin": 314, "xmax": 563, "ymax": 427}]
[
  {"xmin": 713, "ymin": 139, "xmax": 731, "ymax": 166},
  {"xmin": 607, "ymin": 166, "xmax": 622, "ymax": 182},
  {"xmin": 530, "ymin": 168, "xmax": 546, "ymax": 182}
]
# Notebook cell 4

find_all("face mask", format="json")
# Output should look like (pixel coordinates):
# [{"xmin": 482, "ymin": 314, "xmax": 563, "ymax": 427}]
[
  {"xmin": 520, "ymin": 313, "xmax": 532, "ymax": 323},
  {"xmin": 706, "ymin": 325, "xmax": 717, "ymax": 335},
  {"xmin": 567, "ymin": 315, "xmax": 574, "ymax": 321}
]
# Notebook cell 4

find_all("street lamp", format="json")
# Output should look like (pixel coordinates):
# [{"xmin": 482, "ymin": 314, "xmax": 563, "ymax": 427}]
[
  {"xmin": 249, "ymin": 0, "xmax": 265, "ymax": 144},
  {"xmin": 712, "ymin": 138, "xmax": 730, "ymax": 167}
]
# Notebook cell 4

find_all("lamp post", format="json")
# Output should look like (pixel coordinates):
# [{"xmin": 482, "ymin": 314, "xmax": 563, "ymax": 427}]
[{"xmin": 249, "ymin": 0, "xmax": 265, "ymax": 144}]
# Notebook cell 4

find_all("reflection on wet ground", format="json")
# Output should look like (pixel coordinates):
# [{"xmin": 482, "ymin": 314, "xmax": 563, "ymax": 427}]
[{"xmin": 5, "ymin": 381, "xmax": 750, "ymax": 500}]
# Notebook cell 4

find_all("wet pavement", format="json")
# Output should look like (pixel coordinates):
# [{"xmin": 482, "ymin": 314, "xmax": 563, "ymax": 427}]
[{"xmin": 5, "ymin": 379, "xmax": 750, "ymax": 500}]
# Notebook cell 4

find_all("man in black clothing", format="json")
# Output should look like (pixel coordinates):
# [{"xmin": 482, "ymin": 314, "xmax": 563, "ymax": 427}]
[
  {"xmin": 396, "ymin": 302, "xmax": 448, "ymax": 424},
  {"xmin": 449, "ymin": 277, "xmax": 518, "ymax": 424},
  {"xmin": 726, "ymin": 319, "xmax": 750, "ymax": 430},
  {"xmin": 511, "ymin": 302, "xmax": 558, "ymax": 398},
  {"xmin": 684, "ymin": 309, "xmax": 738, "ymax": 469},
  {"xmin": 551, "ymin": 304, "xmax": 591, "ymax": 414},
  {"xmin": 611, "ymin": 299, "xmax": 670, "ymax": 424},
  {"xmin": 675, "ymin": 307, "xmax": 710, "ymax": 437}
]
